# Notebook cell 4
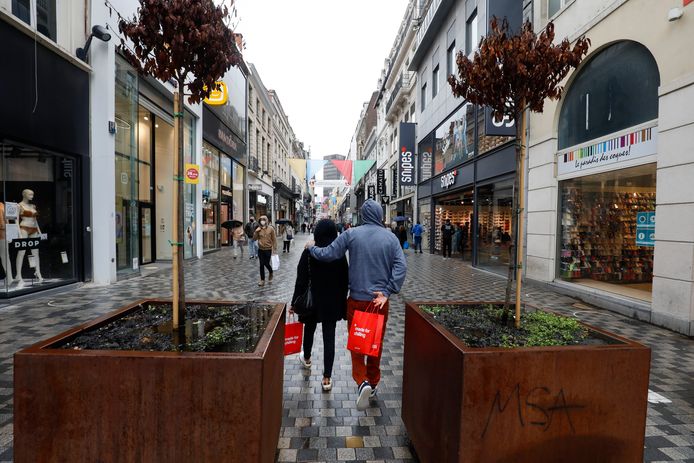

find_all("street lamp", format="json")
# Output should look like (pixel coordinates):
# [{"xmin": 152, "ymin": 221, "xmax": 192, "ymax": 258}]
[{"xmin": 76, "ymin": 25, "xmax": 112, "ymax": 62}]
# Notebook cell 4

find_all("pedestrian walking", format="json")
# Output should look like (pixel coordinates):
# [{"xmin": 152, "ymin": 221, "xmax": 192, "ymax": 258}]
[
  {"xmin": 441, "ymin": 218, "xmax": 454, "ymax": 258},
  {"xmin": 231, "ymin": 224, "xmax": 245, "ymax": 259},
  {"xmin": 245, "ymin": 216, "xmax": 259, "ymax": 259},
  {"xmin": 290, "ymin": 219, "xmax": 349, "ymax": 392},
  {"xmin": 412, "ymin": 221, "xmax": 424, "ymax": 254},
  {"xmin": 397, "ymin": 224, "xmax": 408, "ymax": 249},
  {"xmin": 306, "ymin": 199, "xmax": 407, "ymax": 411},
  {"xmin": 283, "ymin": 223, "xmax": 294, "ymax": 253},
  {"xmin": 253, "ymin": 215, "xmax": 277, "ymax": 286},
  {"xmin": 301, "ymin": 223, "xmax": 307, "ymax": 234}
]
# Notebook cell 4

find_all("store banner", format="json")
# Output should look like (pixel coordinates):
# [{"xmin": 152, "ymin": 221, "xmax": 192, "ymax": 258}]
[
  {"xmin": 377, "ymin": 169, "xmax": 386, "ymax": 195},
  {"xmin": 399, "ymin": 122, "xmax": 416, "ymax": 187},
  {"xmin": 484, "ymin": 107, "xmax": 516, "ymax": 136},
  {"xmin": 367, "ymin": 185, "xmax": 376, "ymax": 200},
  {"xmin": 557, "ymin": 126, "xmax": 658, "ymax": 177}
]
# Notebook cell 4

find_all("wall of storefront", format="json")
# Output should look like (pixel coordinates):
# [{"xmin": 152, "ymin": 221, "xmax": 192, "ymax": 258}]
[
  {"xmin": 526, "ymin": 0, "xmax": 694, "ymax": 335},
  {"xmin": 0, "ymin": 17, "xmax": 90, "ymax": 297}
]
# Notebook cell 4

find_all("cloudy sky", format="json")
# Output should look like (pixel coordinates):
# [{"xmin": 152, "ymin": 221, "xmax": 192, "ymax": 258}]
[{"xmin": 234, "ymin": 0, "xmax": 410, "ymax": 160}]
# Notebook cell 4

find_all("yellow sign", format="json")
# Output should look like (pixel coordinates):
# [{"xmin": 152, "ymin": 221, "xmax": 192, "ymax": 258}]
[
  {"xmin": 184, "ymin": 164, "xmax": 200, "ymax": 184},
  {"xmin": 204, "ymin": 82, "xmax": 228, "ymax": 106}
]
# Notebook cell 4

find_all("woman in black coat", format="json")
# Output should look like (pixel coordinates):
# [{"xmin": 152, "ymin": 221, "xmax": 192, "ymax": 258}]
[{"xmin": 290, "ymin": 219, "xmax": 348, "ymax": 391}]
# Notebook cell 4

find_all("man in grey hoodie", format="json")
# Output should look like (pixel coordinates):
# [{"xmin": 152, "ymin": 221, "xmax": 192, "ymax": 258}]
[{"xmin": 306, "ymin": 199, "xmax": 407, "ymax": 410}]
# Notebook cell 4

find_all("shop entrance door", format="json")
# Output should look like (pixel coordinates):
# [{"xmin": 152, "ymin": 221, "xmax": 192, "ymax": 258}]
[
  {"xmin": 434, "ymin": 190, "xmax": 474, "ymax": 259},
  {"xmin": 220, "ymin": 202, "xmax": 231, "ymax": 246},
  {"xmin": 139, "ymin": 204, "xmax": 154, "ymax": 265}
]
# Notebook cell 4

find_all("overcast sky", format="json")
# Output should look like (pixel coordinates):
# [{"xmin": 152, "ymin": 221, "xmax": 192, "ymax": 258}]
[{"xmin": 234, "ymin": 0, "xmax": 410, "ymax": 160}]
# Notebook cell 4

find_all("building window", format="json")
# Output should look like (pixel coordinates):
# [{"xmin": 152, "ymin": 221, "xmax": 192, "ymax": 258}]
[
  {"xmin": 432, "ymin": 65, "xmax": 439, "ymax": 99},
  {"xmin": 434, "ymin": 102, "xmax": 475, "ymax": 175},
  {"xmin": 447, "ymin": 41, "xmax": 456, "ymax": 79},
  {"xmin": 421, "ymin": 83, "xmax": 427, "ymax": 111},
  {"xmin": 548, "ymin": 0, "xmax": 570, "ymax": 18},
  {"xmin": 12, "ymin": 0, "xmax": 57, "ymax": 41},
  {"xmin": 558, "ymin": 41, "xmax": 659, "ymax": 150},
  {"xmin": 465, "ymin": 10, "xmax": 478, "ymax": 56}
]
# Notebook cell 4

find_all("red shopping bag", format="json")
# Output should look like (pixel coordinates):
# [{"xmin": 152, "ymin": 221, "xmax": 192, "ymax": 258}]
[
  {"xmin": 284, "ymin": 316, "xmax": 303, "ymax": 356},
  {"xmin": 347, "ymin": 304, "xmax": 385, "ymax": 357}
]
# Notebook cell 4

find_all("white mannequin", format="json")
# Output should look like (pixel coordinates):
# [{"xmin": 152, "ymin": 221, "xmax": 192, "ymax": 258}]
[
  {"xmin": 0, "ymin": 202, "xmax": 13, "ymax": 285},
  {"xmin": 15, "ymin": 189, "xmax": 43, "ymax": 288}
]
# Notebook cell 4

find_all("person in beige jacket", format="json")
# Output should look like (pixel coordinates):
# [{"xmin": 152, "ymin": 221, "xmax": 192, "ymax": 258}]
[{"xmin": 252, "ymin": 215, "xmax": 277, "ymax": 286}]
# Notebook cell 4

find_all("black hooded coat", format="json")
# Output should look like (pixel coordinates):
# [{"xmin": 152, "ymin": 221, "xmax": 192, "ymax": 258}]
[{"xmin": 291, "ymin": 220, "xmax": 349, "ymax": 323}]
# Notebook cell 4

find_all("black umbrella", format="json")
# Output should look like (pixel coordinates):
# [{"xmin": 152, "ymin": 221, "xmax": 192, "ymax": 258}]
[
  {"xmin": 393, "ymin": 216, "xmax": 410, "ymax": 222},
  {"xmin": 275, "ymin": 219, "xmax": 292, "ymax": 225},
  {"xmin": 221, "ymin": 220, "xmax": 243, "ymax": 229}
]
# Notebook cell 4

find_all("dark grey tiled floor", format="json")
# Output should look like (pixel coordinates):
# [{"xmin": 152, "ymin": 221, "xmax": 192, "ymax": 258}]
[{"xmin": 0, "ymin": 233, "xmax": 692, "ymax": 462}]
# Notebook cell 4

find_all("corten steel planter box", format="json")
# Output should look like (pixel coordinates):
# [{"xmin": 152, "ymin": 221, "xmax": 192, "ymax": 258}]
[
  {"xmin": 14, "ymin": 299, "xmax": 285, "ymax": 463},
  {"xmin": 402, "ymin": 301, "xmax": 651, "ymax": 463}
]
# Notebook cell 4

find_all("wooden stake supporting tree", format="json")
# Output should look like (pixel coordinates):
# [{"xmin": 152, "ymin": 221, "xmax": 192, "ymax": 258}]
[
  {"xmin": 119, "ymin": 0, "xmax": 242, "ymax": 329},
  {"xmin": 448, "ymin": 18, "xmax": 590, "ymax": 328}
]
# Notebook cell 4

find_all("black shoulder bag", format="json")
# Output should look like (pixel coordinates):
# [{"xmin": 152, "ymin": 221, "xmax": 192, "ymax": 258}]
[{"xmin": 292, "ymin": 255, "xmax": 314, "ymax": 316}]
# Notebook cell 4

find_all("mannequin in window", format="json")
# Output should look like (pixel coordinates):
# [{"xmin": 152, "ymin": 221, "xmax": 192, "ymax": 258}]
[
  {"xmin": 0, "ymin": 202, "xmax": 13, "ymax": 285},
  {"xmin": 15, "ymin": 189, "xmax": 44, "ymax": 288}
]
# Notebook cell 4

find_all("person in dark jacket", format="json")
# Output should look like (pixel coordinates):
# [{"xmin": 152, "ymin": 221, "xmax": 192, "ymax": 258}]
[
  {"xmin": 290, "ymin": 219, "xmax": 349, "ymax": 392},
  {"xmin": 441, "ymin": 218, "xmax": 455, "ymax": 258},
  {"xmin": 397, "ymin": 224, "xmax": 408, "ymax": 249}
]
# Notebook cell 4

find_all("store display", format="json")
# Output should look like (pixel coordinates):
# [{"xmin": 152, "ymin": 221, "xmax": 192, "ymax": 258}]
[
  {"xmin": 0, "ymin": 202, "xmax": 13, "ymax": 284},
  {"xmin": 434, "ymin": 205, "xmax": 473, "ymax": 253},
  {"xmin": 15, "ymin": 189, "xmax": 44, "ymax": 288},
  {"xmin": 560, "ymin": 188, "xmax": 655, "ymax": 285}
]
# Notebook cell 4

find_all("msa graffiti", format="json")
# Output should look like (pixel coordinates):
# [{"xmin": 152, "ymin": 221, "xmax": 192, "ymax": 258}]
[{"xmin": 481, "ymin": 384, "xmax": 585, "ymax": 438}]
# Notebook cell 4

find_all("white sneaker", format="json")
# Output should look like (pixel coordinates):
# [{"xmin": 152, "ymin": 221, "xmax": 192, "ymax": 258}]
[
  {"xmin": 369, "ymin": 385, "xmax": 378, "ymax": 398},
  {"xmin": 298, "ymin": 353, "xmax": 311, "ymax": 369},
  {"xmin": 321, "ymin": 378, "xmax": 333, "ymax": 392},
  {"xmin": 357, "ymin": 381, "xmax": 372, "ymax": 411}
]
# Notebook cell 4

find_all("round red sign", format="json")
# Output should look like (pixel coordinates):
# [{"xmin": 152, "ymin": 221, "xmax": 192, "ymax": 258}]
[{"xmin": 186, "ymin": 168, "xmax": 199, "ymax": 180}]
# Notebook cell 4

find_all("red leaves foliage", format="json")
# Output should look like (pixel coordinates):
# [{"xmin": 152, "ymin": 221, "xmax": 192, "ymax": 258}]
[
  {"xmin": 119, "ymin": 0, "xmax": 243, "ymax": 104},
  {"xmin": 448, "ymin": 18, "xmax": 590, "ymax": 122}
]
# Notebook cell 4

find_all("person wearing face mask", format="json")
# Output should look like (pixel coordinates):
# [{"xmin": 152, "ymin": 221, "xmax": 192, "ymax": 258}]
[{"xmin": 252, "ymin": 215, "xmax": 277, "ymax": 286}]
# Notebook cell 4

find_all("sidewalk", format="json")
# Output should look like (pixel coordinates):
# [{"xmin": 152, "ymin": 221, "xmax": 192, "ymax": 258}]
[{"xmin": 0, "ymin": 233, "xmax": 692, "ymax": 462}]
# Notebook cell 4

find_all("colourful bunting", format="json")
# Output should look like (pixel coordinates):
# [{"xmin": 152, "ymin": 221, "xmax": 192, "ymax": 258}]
[
  {"xmin": 331, "ymin": 160, "xmax": 353, "ymax": 185},
  {"xmin": 287, "ymin": 159, "xmax": 307, "ymax": 181},
  {"xmin": 353, "ymin": 160, "xmax": 375, "ymax": 185},
  {"xmin": 307, "ymin": 160, "xmax": 327, "ymax": 181}
]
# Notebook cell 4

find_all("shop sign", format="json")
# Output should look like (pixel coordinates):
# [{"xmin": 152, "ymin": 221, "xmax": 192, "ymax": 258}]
[
  {"xmin": 636, "ymin": 211, "xmax": 655, "ymax": 247},
  {"xmin": 377, "ymin": 169, "xmax": 386, "ymax": 195},
  {"xmin": 441, "ymin": 169, "xmax": 458, "ymax": 189},
  {"xmin": 185, "ymin": 164, "xmax": 200, "ymax": 184},
  {"xmin": 11, "ymin": 238, "xmax": 43, "ymax": 250},
  {"xmin": 257, "ymin": 194, "xmax": 267, "ymax": 205},
  {"xmin": 367, "ymin": 184, "xmax": 376, "ymax": 200},
  {"xmin": 484, "ymin": 107, "xmax": 516, "ymax": 136},
  {"xmin": 399, "ymin": 122, "xmax": 416, "ymax": 187},
  {"xmin": 203, "ymin": 82, "xmax": 228, "ymax": 106},
  {"xmin": 382, "ymin": 195, "xmax": 390, "ymax": 204},
  {"xmin": 248, "ymin": 183, "xmax": 262, "ymax": 191},
  {"xmin": 557, "ymin": 126, "xmax": 657, "ymax": 177}
]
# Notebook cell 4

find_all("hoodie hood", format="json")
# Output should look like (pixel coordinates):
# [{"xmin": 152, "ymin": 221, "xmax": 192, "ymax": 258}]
[
  {"xmin": 361, "ymin": 199, "xmax": 383, "ymax": 226},
  {"xmin": 313, "ymin": 219, "xmax": 338, "ymax": 247}
]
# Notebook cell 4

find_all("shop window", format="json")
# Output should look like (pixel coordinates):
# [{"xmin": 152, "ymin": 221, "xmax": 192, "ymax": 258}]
[
  {"xmin": 559, "ymin": 164, "xmax": 656, "ymax": 301},
  {"xmin": 434, "ymin": 191, "xmax": 474, "ymax": 258},
  {"xmin": 433, "ymin": 103, "xmax": 475, "ymax": 175},
  {"xmin": 476, "ymin": 179, "xmax": 514, "ymax": 270},
  {"xmin": 183, "ymin": 112, "xmax": 196, "ymax": 259},
  {"xmin": 202, "ymin": 143, "xmax": 220, "ymax": 251},
  {"xmin": 12, "ymin": 0, "xmax": 57, "ymax": 41},
  {"xmin": 0, "ymin": 141, "xmax": 77, "ymax": 295},
  {"xmin": 558, "ymin": 41, "xmax": 659, "ymax": 150},
  {"xmin": 232, "ymin": 161, "xmax": 245, "ymax": 220}
]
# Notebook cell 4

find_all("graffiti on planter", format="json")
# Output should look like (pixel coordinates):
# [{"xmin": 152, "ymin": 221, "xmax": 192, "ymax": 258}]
[{"xmin": 481, "ymin": 384, "xmax": 585, "ymax": 438}]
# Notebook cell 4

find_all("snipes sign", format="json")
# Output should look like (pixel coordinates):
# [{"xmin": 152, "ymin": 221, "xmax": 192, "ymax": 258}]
[{"xmin": 398, "ymin": 122, "xmax": 416, "ymax": 187}]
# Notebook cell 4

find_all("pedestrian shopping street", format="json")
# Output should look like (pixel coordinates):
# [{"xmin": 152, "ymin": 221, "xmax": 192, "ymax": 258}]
[{"xmin": 1, "ymin": 233, "xmax": 693, "ymax": 462}]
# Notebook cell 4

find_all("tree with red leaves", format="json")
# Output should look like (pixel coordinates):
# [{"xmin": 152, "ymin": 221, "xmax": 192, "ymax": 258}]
[
  {"xmin": 119, "ymin": 0, "xmax": 243, "ymax": 329},
  {"xmin": 448, "ymin": 18, "xmax": 590, "ymax": 328}
]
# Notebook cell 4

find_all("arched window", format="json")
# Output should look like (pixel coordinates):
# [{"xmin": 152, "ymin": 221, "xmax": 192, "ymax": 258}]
[{"xmin": 558, "ymin": 41, "xmax": 659, "ymax": 150}]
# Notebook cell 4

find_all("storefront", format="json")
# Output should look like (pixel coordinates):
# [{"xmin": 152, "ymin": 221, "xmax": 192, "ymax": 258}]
[
  {"xmin": 0, "ymin": 20, "xmax": 89, "ymax": 297},
  {"xmin": 549, "ymin": 41, "xmax": 659, "ymax": 303},
  {"xmin": 114, "ymin": 56, "xmax": 197, "ymax": 272},
  {"xmin": 417, "ymin": 101, "xmax": 514, "ymax": 274}
]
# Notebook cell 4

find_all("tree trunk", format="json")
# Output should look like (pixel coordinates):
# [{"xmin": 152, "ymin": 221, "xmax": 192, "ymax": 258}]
[
  {"xmin": 172, "ymin": 89, "xmax": 186, "ymax": 330},
  {"xmin": 502, "ymin": 107, "xmax": 525, "ymax": 327}
]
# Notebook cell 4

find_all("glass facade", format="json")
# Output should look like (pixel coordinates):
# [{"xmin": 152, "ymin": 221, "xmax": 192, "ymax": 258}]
[
  {"xmin": 433, "ymin": 103, "xmax": 475, "ymax": 175},
  {"xmin": 476, "ymin": 179, "xmax": 514, "ymax": 270},
  {"xmin": 202, "ymin": 143, "xmax": 220, "ymax": 251},
  {"xmin": 0, "ymin": 141, "xmax": 78, "ymax": 295},
  {"xmin": 559, "ymin": 164, "xmax": 656, "ymax": 301}
]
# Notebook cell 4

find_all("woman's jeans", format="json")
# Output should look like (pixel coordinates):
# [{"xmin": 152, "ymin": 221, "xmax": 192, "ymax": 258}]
[
  {"xmin": 414, "ymin": 236, "xmax": 422, "ymax": 252},
  {"xmin": 303, "ymin": 320, "xmax": 337, "ymax": 378},
  {"xmin": 258, "ymin": 249, "xmax": 273, "ymax": 280},
  {"xmin": 248, "ymin": 239, "xmax": 258, "ymax": 258}
]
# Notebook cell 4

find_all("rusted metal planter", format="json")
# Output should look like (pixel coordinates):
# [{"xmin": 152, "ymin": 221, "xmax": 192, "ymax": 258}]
[
  {"xmin": 14, "ymin": 299, "xmax": 285, "ymax": 463},
  {"xmin": 402, "ymin": 301, "xmax": 651, "ymax": 463}
]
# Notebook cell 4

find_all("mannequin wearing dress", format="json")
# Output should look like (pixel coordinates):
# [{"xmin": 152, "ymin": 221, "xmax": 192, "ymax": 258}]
[
  {"xmin": 15, "ymin": 189, "xmax": 43, "ymax": 288},
  {"xmin": 0, "ymin": 202, "xmax": 12, "ymax": 284}
]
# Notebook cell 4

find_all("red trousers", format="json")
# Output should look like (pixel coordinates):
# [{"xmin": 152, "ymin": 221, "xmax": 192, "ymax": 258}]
[{"xmin": 346, "ymin": 297, "xmax": 389, "ymax": 386}]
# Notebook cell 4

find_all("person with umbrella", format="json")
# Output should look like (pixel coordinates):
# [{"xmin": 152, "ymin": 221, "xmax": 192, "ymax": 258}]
[{"xmin": 282, "ymin": 222, "xmax": 294, "ymax": 253}]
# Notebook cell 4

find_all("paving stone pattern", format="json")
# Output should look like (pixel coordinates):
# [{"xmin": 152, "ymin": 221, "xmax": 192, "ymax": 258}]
[{"xmin": 0, "ymin": 233, "xmax": 692, "ymax": 462}]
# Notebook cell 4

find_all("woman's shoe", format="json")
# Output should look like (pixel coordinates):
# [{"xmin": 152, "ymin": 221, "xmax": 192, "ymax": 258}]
[
  {"xmin": 258, "ymin": 280, "xmax": 265, "ymax": 287},
  {"xmin": 268, "ymin": 273, "xmax": 274, "ymax": 282},
  {"xmin": 298, "ymin": 353, "xmax": 311, "ymax": 369},
  {"xmin": 322, "ymin": 377, "xmax": 333, "ymax": 392}
]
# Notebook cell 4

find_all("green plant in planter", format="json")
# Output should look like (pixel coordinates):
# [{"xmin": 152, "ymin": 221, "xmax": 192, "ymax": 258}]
[{"xmin": 448, "ymin": 18, "xmax": 590, "ymax": 328}]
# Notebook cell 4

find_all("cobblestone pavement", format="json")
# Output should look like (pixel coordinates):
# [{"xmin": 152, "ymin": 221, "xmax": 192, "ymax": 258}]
[{"xmin": 0, "ymin": 233, "xmax": 693, "ymax": 462}]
